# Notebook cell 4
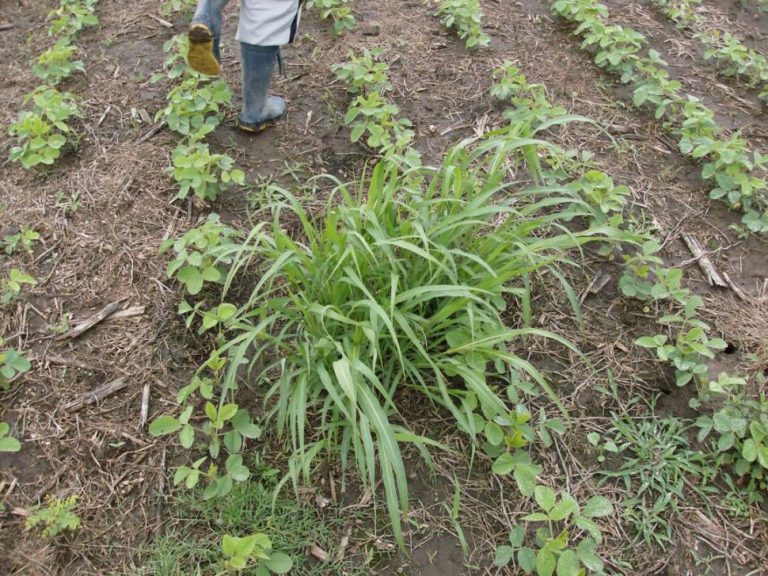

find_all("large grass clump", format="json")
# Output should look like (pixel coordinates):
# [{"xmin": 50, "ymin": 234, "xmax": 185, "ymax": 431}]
[{"xmin": 214, "ymin": 128, "xmax": 620, "ymax": 542}]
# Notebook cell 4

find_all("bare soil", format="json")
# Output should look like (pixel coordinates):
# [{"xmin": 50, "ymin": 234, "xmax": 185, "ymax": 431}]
[{"xmin": 1, "ymin": 0, "xmax": 767, "ymax": 575}]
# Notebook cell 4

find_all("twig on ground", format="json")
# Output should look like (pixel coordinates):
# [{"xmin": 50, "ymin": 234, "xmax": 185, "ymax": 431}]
[
  {"xmin": 58, "ymin": 298, "xmax": 128, "ymax": 340},
  {"xmin": 139, "ymin": 382, "xmax": 150, "ymax": 428},
  {"xmin": 681, "ymin": 233, "xmax": 727, "ymax": 288},
  {"xmin": 63, "ymin": 378, "xmax": 128, "ymax": 412}
]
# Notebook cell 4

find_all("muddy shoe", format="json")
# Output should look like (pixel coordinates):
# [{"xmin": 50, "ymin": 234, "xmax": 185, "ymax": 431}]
[
  {"xmin": 236, "ymin": 96, "xmax": 286, "ymax": 134},
  {"xmin": 187, "ymin": 23, "xmax": 220, "ymax": 76}
]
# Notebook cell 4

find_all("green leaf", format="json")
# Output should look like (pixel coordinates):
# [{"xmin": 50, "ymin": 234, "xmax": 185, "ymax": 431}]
[
  {"xmin": 225, "ymin": 453, "xmax": 250, "ymax": 482},
  {"xmin": 557, "ymin": 550, "xmax": 581, "ymax": 576},
  {"xmin": 742, "ymin": 438, "xmax": 758, "ymax": 462},
  {"xmin": 177, "ymin": 266, "xmax": 203, "ymax": 294},
  {"xmin": 485, "ymin": 421, "xmax": 504, "ymax": 446},
  {"xmin": 264, "ymin": 552, "xmax": 293, "ymax": 574},
  {"xmin": 179, "ymin": 424, "xmax": 195, "ymax": 449},
  {"xmin": 534, "ymin": 485, "xmax": 556, "ymax": 513},
  {"xmin": 2, "ymin": 350, "xmax": 31, "ymax": 373},
  {"xmin": 582, "ymin": 495, "xmax": 613, "ymax": 518},
  {"xmin": 149, "ymin": 415, "xmax": 181, "ymax": 436},
  {"xmin": 549, "ymin": 495, "xmax": 577, "ymax": 521},
  {"xmin": 536, "ymin": 548, "xmax": 556, "ymax": 576},
  {"xmin": 219, "ymin": 403, "xmax": 239, "ymax": 423},
  {"xmin": 492, "ymin": 452, "xmax": 515, "ymax": 475},
  {"xmin": 518, "ymin": 547, "xmax": 536, "ymax": 573},
  {"xmin": 494, "ymin": 545, "xmax": 514, "ymax": 567},
  {"xmin": 0, "ymin": 436, "xmax": 21, "ymax": 452},
  {"xmin": 576, "ymin": 539, "xmax": 603, "ymax": 571},
  {"xmin": 509, "ymin": 524, "xmax": 525, "ymax": 547}
]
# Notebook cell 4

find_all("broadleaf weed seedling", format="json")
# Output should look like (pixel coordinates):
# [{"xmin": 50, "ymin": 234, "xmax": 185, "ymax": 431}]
[
  {"xmin": 220, "ymin": 533, "xmax": 293, "ymax": 574},
  {"xmin": 344, "ymin": 91, "xmax": 415, "ymax": 153},
  {"xmin": 26, "ymin": 495, "xmax": 80, "ymax": 538},
  {"xmin": 157, "ymin": 76, "xmax": 232, "ymax": 140}
]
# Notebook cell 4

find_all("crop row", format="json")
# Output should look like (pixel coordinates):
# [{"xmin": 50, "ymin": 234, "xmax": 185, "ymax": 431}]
[
  {"xmin": 8, "ymin": 0, "xmax": 99, "ymax": 170},
  {"xmin": 552, "ymin": 0, "xmax": 768, "ymax": 233},
  {"xmin": 2, "ymin": 0, "xmax": 101, "ymax": 457},
  {"xmin": 490, "ymin": 59, "xmax": 768, "ymax": 563},
  {"xmin": 650, "ymin": 0, "xmax": 768, "ymax": 104}
]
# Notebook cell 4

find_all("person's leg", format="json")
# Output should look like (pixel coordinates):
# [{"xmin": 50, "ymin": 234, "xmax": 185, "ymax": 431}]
[
  {"xmin": 237, "ymin": 43, "xmax": 285, "ymax": 132},
  {"xmin": 188, "ymin": 0, "xmax": 230, "ymax": 75},
  {"xmin": 234, "ymin": 0, "xmax": 302, "ymax": 133}
]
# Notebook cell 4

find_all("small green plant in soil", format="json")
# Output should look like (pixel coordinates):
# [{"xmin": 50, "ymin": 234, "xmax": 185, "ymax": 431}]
[
  {"xmin": 221, "ymin": 533, "xmax": 293, "ymax": 574},
  {"xmin": 635, "ymin": 295, "xmax": 728, "ymax": 387},
  {"xmin": 157, "ymin": 76, "xmax": 232, "ymax": 141},
  {"xmin": 491, "ymin": 63, "xmax": 567, "ymax": 129},
  {"xmin": 697, "ymin": 30, "xmax": 768, "ymax": 86},
  {"xmin": 3, "ymin": 228, "xmax": 40, "ymax": 255},
  {"xmin": 599, "ymin": 415, "xmax": 716, "ymax": 548},
  {"xmin": 333, "ymin": 47, "xmax": 392, "ymax": 95},
  {"xmin": 344, "ymin": 91, "xmax": 415, "ymax": 153},
  {"xmin": 1, "ymin": 341, "xmax": 31, "ymax": 390},
  {"xmin": 26, "ymin": 495, "xmax": 80, "ymax": 538},
  {"xmin": 695, "ymin": 373, "xmax": 768, "ymax": 504},
  {"xmin": 435, "ymin": 0, "xmax": 490, "ymax": 48},
  {"xmin": 160, "ymin": 213, "xmax": 241, "ymax": 297},
  {"xmin": 168, "ymin": 141, "xmax": 245, "ymax": 202},
  {"xmin": 0, "ymin": 422, "xmax": 21, "ymax": 453},
  {"xmin": 48, "ymin": 0, "xmax": 99, "ymax": 37},
  {"xmin": 55, "ymin": 189, "xmax": 81, "ymax": 214},
  {"xmin": 46, "ymin": 313, "xmax": 72, "ymax": 335},
  {"xmin": 32, "ymin": 37, "xmax": 85, "ymax": 84},
  {"xmin": 567, "ymin": 170, "xmax": 629, "ymax": 225},
  {"xmin": 8, "ymin": 87, "xmax": 80, "ymax": 169},
  {"xmin": 1, "ymin": 269, "xmax": 37, "ymax": 306},
  {"xmin": 650, "ymin": 0, "xmax": 701, "ymax": 28},
  {"xmin": 305, "ymin": 0, "xmax": 356, "ymax": 36},
  {"xmin": 152, "ymin": 34, "xmax": 196, "ymax": 83},
  {"xmin": 494, "ymin": 486, "xmax": 613, "ymax": 575}
]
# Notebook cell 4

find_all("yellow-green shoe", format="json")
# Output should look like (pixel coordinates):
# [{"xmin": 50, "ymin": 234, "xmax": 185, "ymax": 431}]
[{"xmin": 187, "ymin": 23, "xmax": 220, "ymax": 76}]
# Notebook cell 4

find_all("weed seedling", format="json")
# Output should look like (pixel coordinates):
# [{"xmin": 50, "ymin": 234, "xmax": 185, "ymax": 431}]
[{"xmin": 26, "ymin": 495, "xmax": 80, "ymax": 538}]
